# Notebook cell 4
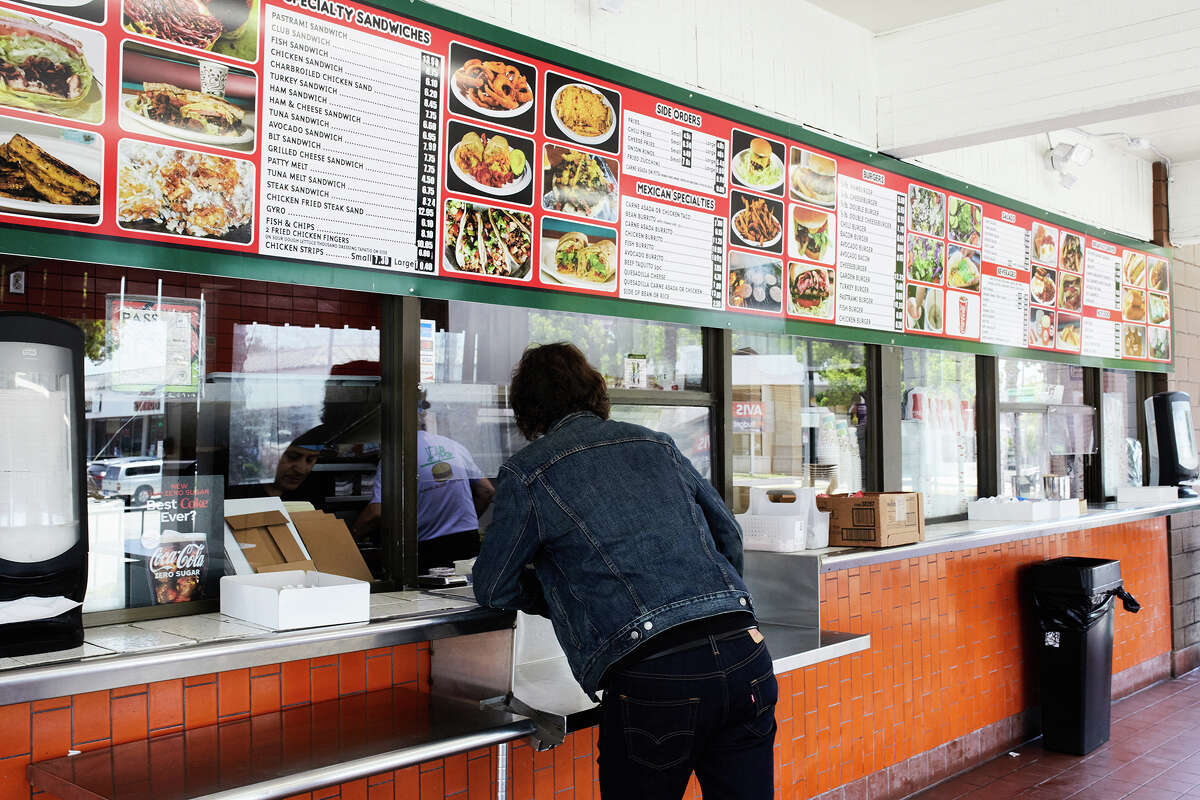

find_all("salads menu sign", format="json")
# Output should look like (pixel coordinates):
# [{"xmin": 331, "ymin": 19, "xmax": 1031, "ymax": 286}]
[{"xmin": 0, "ymin": 0, "xmax": 1171, "ymax": 366}]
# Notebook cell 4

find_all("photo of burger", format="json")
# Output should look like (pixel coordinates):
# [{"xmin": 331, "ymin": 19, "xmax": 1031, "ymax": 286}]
[
  {"xmin": 790, "ymin": 148, "xmax": 837, "ymax": 208},
  {"xmin": 790, "ymin": 206, "xmax": 835, "ymax": 265},
  {"xmin": 730, "ymin": 129, "xmax": 784, "ymax": 195},
  {"xmin": 788, "ymin": 263, "xmax": 834, "ymax": 319},
  {"xmin": 0, "ymin": 10, "xmax": 104, "ymax": 123}
]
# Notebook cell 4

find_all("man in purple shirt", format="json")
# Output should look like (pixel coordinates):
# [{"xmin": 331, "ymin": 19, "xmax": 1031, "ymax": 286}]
[{"xmin": 355, "ymin": 393, "xmax": 494, "ymax": 572}]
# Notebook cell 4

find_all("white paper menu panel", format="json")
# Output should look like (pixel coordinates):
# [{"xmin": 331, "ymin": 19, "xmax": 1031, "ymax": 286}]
[{"xmin": 259, "ymin": 6, "xmax": 427, "ymax": 271}]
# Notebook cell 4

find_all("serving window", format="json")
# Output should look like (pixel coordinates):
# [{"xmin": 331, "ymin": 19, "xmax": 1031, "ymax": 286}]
[
  {"xmin": 729, "ymin": 333, "xmax": 868, "ymax": 513},
  {"xmin": 900, "ymin": 349, "xmax": 977, "ymax": 518},
  {"xmin": 2, "ymin": 258, "xmax": 385, "ymax": 619}
]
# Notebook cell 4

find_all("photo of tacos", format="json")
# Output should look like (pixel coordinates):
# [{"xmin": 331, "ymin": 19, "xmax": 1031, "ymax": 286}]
[{"xmin": 443, "ymin": 199, "xmax": 533, "ymax": 280}]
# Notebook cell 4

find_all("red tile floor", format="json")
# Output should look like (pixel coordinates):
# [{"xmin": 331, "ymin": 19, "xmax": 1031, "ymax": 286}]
[{"xmin": 910, "ymin": 669, "xmax": 1200, "ymax": 800}]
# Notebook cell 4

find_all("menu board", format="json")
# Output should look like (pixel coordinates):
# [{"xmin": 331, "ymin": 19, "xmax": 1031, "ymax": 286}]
[{"xmin": 0, "ymin": 0, "xmax": 1170, "ymax": 366}]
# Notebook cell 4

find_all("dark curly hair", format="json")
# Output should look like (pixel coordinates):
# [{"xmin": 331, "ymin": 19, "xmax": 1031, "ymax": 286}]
[{"xmin": 510, "ymin": 343, "xmax": 610, "ymax": 440}]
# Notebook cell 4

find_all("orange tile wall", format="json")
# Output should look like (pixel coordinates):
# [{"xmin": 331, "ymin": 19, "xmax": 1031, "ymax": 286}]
[{"xmin": 0, "ymin": 521, "xmax": 1170, "ymax": 800}]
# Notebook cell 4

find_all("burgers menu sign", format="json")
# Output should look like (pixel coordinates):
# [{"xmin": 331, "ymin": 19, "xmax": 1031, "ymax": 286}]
[{"xmin": 0, "ymin": 0, "xmax": 1171, "ymax": 366}]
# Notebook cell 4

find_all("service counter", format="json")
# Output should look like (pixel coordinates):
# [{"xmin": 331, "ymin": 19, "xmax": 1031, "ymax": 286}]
[{"xmin": 2, "ymin": 497, "xmax": 1192, "ymax": 800}]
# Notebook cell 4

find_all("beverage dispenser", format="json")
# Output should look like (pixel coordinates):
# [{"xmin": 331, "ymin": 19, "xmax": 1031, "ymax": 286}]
[
  {"xmin": 0, "ymin": 314, "xmax": 87, "ymax": 657},
  {"xmin": 1146, "ymin": 391, "xmax": 1199, "ymax": 498}
]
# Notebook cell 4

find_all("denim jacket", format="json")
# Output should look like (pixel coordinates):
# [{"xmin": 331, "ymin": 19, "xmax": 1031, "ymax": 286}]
[{"xmin": 472, "ymin": 412, "xmax": 754, "ymax": 699}]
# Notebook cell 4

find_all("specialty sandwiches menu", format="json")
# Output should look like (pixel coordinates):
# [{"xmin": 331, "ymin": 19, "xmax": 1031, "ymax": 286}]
[{"xmin": 0, "ymin": 0, "xmax": 1171, "ymax": 366}]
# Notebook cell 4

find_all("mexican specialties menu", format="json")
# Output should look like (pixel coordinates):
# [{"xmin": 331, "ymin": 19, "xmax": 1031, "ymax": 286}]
[{"xmin": 0, "ymin": 0, "xmax": 1171, "ymax": 364}]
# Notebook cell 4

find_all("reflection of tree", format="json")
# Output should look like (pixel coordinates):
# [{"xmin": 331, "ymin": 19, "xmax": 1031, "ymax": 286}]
[
  {"xmin": 528, "ymin": 311, "xmax": 699, "ymax": 388},
  {"xmin": 75, "ymin": 318, "xmax": 112, "ymax": 363},
  {"xmin": 806, "ymin": 341, "xmax": 865, "ymax": 412}
]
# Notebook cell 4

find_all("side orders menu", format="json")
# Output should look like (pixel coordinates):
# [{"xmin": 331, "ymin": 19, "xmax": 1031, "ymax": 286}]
[{"xmin": 0, "ymin": 0, "xmax": 1170, "ymax": 365}]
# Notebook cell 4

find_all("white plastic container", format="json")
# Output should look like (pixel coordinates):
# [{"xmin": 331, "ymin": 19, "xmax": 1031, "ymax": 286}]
[
  {"xmin": 967, "ymin": 498, "xmax": 1055, "ymax": 522},
  {"xmin": 1116, "ymin": 485, "xmax": 1180, "ymax": 505},
  {"xmin": 220, "ymin": 570, "xmax": 369, "ymax": 630},
  {"xmin": 737, "ymin": 488, "xmax": 811, "ymax": 552}
]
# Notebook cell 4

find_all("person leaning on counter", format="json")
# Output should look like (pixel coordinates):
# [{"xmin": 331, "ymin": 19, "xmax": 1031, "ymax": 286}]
[{"xmin": 473, "ymin": 343, "xmax": 776, "ymax": 800}]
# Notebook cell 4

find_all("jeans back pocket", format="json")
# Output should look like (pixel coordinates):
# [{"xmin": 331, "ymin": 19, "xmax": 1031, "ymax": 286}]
[
  {"xmin": 620, "ymin": 694, "xmax": 700, "ymax": 770},
  {"xmin": 743, "ymin": 668, "xmax": 778, "ymax": 738}
]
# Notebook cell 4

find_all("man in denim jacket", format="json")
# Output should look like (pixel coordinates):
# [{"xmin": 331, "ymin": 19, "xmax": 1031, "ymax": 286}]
[{"xmin": 474, "ymin": 343, "xmax": 777, "ymax": 799}]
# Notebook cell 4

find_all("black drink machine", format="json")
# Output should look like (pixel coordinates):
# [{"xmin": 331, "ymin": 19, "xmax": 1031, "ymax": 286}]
[
  {"xmin": 0, "ymin": 314, "xmax": 88, "ymax": 656},
  {"xmin": 1145, "ymin": 391, "xmax": 1200, "ymax": 498}
]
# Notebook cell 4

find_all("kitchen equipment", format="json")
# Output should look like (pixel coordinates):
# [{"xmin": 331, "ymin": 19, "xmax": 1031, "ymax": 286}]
[
  {"xmin": 1043, "ymin": 475, "xmax": 1072, "ymax": 500},
  {"xmin": 1145, "ymin": 391, "xmax": 1199, "ymax": 498}
]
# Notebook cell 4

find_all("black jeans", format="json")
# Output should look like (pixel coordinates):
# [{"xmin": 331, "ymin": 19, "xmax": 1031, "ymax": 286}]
[{"xmin": 598, "ymin": 630, "xmax": 777, "ymax": 799}]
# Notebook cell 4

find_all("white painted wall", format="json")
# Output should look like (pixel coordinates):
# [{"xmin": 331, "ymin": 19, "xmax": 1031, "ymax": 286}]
[
  {"xmin": 1168, "ymin": 160, "xmax": 1200, "ymax": 244},
  {"xmin": 875, "ymin": 0, "xmax": 1200, "ymax": 157},
  {"xmin": 914, "ymin": 135, "xmax": 1155, "ymax": 241},
  {"xmin": 423, "ymin": 0, "xmax": 1155, "ymax": 241},
  {"xmin": 423, "ymin": 0, "xmax": 879, "ymax": 148}
]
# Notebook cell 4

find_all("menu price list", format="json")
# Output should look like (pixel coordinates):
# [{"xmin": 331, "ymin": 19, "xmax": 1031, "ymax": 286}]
[
  {"xmin": 621, "ymin": 196, "xmax": 725, "ymax": 310},
  {"xmin": 835, "ymin": 175, "xmax": 905, "ymax": 330},
  {"xmin": 258, "ymin": 5, "xmax": 432, "ymax": 271},
  {"xmin": 980, "ymin": 275, "xmax": 1029, "ymax": 347},
  {"xmin": 623, "ymin": 112, "xmax": 727, "ymax": 197},
  {"xmin": 982, "ymin": 217, "xmax": 1030, "ymax": 269}
]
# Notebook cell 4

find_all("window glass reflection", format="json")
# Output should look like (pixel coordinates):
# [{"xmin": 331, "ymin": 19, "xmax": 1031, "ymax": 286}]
[{"xmin": 901, "ymin": 349, "xmax": 976, "ymax": 517}]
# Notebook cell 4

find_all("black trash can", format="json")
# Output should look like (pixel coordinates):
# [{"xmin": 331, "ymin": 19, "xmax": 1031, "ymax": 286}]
[{"xmin": 1030, "ymin": 557, "xmax": 1140, "ymax": 756}]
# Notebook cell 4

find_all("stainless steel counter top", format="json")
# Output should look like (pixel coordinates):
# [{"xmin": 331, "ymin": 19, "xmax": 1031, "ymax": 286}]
[
  {"xmin": 811, "ymin": 498, "xmax": 1200, "ymax": 572},
  {"xmin": 0, "ymin": 591, "xmax": 515, "ymax": 706}
]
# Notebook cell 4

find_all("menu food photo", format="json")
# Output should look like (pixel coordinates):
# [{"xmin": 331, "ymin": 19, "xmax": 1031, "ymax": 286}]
[{"xmin": 0, "ymin": 0, "xmax": 1170, "ymax": 367}]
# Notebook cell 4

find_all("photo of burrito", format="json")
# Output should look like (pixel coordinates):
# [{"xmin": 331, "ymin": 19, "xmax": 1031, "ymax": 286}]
[
  {"xmin": 540, "ymin": 217, "xmax": 618, "ymax": 292},
  {"xmin": 0, "ymin": 10, "xmax": 104, "ymax": 123}
]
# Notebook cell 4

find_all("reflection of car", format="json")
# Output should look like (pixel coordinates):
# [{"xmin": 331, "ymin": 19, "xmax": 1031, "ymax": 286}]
[
  {"xmin": 101, "ymin": 459, "xmax": 162, "ymax": 506},
  {"xmin": 88, "ymin": 457, "xmax": 150, "ymax": 491}
]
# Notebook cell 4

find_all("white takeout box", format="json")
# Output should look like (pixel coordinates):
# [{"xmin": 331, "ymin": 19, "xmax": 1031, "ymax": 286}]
[
  {"xmin": 1116, "ymin": 485, "xmax": 1179, "ymax": 505},
  {"xmin": 968, "ymin": 499, "xmax": 1054, "ymax": 522},
  {"xmin": 220, "ymin": 570, "xmax": 369, "ymax": 630}
]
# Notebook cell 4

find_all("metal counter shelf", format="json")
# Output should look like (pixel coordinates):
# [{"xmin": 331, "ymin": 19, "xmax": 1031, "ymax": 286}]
[
  {"xmin": 0, "ymin": 591, "xmax": 515, "ymax": 706},
  {"xmin": 810, "ymin": 497, "xmax": 1200, "ymax": 573}
]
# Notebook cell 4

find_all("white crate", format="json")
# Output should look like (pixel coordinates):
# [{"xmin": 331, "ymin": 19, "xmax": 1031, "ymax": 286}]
[
  {"xmin": 737, "ymin": 513, "xmax": 806, "ymax": 552},
  {"xmin": 220, "ymin": 570, "xmax": 368, "ymax": 630}
]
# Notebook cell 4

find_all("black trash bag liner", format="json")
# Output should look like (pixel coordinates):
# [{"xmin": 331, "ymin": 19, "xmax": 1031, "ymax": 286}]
[{"xmin": 1034, "ymin": 587, "xmax": 1140, "ymax": 632}]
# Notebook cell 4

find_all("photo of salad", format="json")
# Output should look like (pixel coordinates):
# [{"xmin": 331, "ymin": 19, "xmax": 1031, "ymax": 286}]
[
  {"xmin": 908, "ymin": 184, "xmax": 945, "ymax": 237},
  {"xmin": 907, "ymin": 234, "xmax": 944, "ymax": 285},
  {"xmin": 1149, "ymin": 293, "xmax": 1170, "ymax": 325},
  {"xmin": 947, "ymin": 196, "xmax": 982, "ymax": 246}
]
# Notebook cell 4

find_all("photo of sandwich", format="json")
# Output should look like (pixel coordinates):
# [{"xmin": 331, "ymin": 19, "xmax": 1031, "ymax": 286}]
[
  {"xmin": 1122, "ymin": 287, "xmax": 1146, "ymax": 322},
  {"xmin": 1122, "ymin": 250, "xmax": 1147, "ymax": 287},
  {"xmin": 125, "ymin": 82, "xmax": 249, "ymax": 142},
  {"xmin": 0, "ymin": 121, "xmax": 100, "ymax": 221},
  {"xmin": 117, "ymin": 140, "xmax": 253, "ymax": 241},
  {"xmin": 790, "ymin": 148, "xmax": 836, "ymax": 207},
  {"xmin": 444, "ymin": 200, "xmax": 532, "ymax": 280},
  {"xmin": 539, "ymin": 217, "xmax": 617, "ymax": 292},
  {"xmin": 788, "ymin": 263, "xmax": 834, "ymax": 319},
  {"xmin": 123, "ymin": 0, "xmax": 260, "ymax": 63},
  {"xmin": 790, "ymin": 206, "xmax": 835, "ymax": 264},
  {"xmin": 0, "ymin": 10, "xmax": 103, "ymax": 123}
]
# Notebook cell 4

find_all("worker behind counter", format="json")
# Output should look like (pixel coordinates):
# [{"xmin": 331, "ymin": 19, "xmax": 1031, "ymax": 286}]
[
  {"xmin": 354, "ymin": 391, "xmax": 494, "ymax": 572},
  {"xmin": 226, "ymin": 426, "xmax": 331, "ymax": 507}
]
